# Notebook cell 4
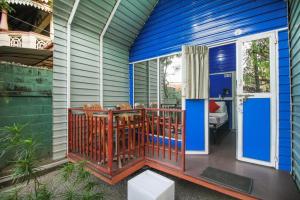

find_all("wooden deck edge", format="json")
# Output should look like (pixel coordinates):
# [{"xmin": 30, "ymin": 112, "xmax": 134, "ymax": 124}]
[
  {"xmin": 68, "ymin": 155, "xmax": 113, "ymax": 184},
  {"xmin": 68, "ymin": 155, "xmax": 146, "ymax": 185},
  {"xmin": 110, "ymin": 160, "xmax": 145, "ymax": 184},
  {"xmin": 145, "ymin": 160, "xmax": 258, "ymax": 200},
  {"xmin": 67, "ymin": 155, "xmax": 258, "ymax": 200}
]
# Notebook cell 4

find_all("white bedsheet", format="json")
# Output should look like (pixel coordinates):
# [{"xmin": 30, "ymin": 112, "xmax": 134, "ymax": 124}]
[{"xmin": 209, "ymin": 112, "xmax": 228, "ymax": 125}]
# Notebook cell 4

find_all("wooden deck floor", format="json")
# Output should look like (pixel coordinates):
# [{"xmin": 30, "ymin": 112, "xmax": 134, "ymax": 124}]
[{"xmin": 184, "ymin": 131, "xmax": 300, "ymax": 200}]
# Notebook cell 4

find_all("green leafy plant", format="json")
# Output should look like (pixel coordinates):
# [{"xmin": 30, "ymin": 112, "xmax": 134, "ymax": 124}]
[
  {"xmin": 0, "ymin": 123, "xmax": 27, "ymax": 157},
  {"xmin": 0, "ymin": 0, "xmax": 15, "ymax": 13},
  {"xmin": 58, "ymin": 161, "xmax": 104, "ymax": 200},
  {"xmin": 0, "ymin": 123, "xmax": 46, "ymax": 199},
  {"xmin": 0, "ymin": 124, "xmax": 104, "ymax": 200}
]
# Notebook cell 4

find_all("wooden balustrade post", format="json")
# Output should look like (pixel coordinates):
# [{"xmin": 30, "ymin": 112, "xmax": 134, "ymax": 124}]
[
  {"xmin": 68, "ymin": 109, "xmax": 72, "ymax": 154},
  {"xmin": 108, "ymin": 110, "xmax": 114, "ymax": 175},
  {"xmin": 181, "ymin": 111, "xmax": 186, "ymax": 172}
]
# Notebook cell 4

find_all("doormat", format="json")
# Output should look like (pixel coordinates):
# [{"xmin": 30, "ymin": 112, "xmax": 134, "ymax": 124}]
[{"xmin": 201, "ymin": 167, "xmax": 253, "ymax": 194}]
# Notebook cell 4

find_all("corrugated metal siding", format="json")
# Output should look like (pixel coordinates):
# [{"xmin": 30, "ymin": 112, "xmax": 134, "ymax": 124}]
[
  {"xmin": 130, "ymin": 0, "xmax": 288, "ymax": 62},
  {"xmin": 70, "ymin": 0, "xmax": 116, "ymax": 107},
  {"xmin": 129, "ymin": 63, "xmax": 134, "ymax": 105},
  {"xmin": 278, "ymin": 30, "xmax": 291, "ymax": 171},
  {"xmin": 134, "ymin": 62, "xmax": 148, "ymax": 105},
  {"xmin": 209, "ymin": 44, "xmax": 236, "ymax": 73},
  {"xmin": 103, "ymin": 39, "xmax": 129, "ymax": 107},
  {"xmin": 160, "ymin": 61, "xmax": 165, "ymax": 104},
  {"xmin": 53, "ymin": 0, "xmax": 75, "ymax": 160},
  {"xmin": 53, "ymin": 0, "xmax": 157, "ymax": 159},
  {"xmin": 132, "ymin": 59, "xmax": 158, "ymax": 106},
  {"xmin": 289, "ymin": 0, "xmax": 300, "ymax": 189},
  {"xmin": 103, "ymin": 0, "xmax": 157, "ymax": 107},
  {"xmin": 149, "ymin": 59, "xmax": 158, "ymax": 103}
]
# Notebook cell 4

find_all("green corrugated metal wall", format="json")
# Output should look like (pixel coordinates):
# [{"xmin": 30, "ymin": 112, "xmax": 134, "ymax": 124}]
[
  {"xmin": 0, "ymin": 63, "xmax": 52, "ymax": 170},
  {"xmin": 289, "ymin": 0, "xmax": 300, "ymax": 189},
  {"xmin": 134, "ymin": 59, "xmax": 158, "ymax": 106},
  {"xmin": 103, "ymin": 0, "xmax": 157, "ymax": 107},
  {"xmin": 53, "ymin": 0, "xmax": 157, "ymax": 159},
  {"xmin": 53, "ymin": 0, "xmax": 75, "ymax": 160},
  {"xmin": 149, "ymin": 59, "xmax": 158, "ymax": 103},
  {"xmin": 70, "ymin": 0, "xmax": 116, "ymax": 107},
  {"xmin": 134, "ymin": 62, "xmax": 148, "ymax": 105}
]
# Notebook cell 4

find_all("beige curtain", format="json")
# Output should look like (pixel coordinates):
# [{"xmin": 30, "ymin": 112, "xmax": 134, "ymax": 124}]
[{"xmin": 182, "ymin": 45, "xmax": 209, "ymax": 99}]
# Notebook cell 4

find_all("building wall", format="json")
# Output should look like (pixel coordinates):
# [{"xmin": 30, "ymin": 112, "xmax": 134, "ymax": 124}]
[
  {"xmin": 149, "ymin": 59, "xmax": 158, "ymax": 103},
  {"xmin": 103, "ymin": 0, "xmax": 157, "ymax": 107},
  {"xmin": 53, "ymin": 0, "xmax": 75, "ymax": 160},
  {"xmin": 130, "ymin": 0, "xmax": 288, "ymax": 62},
  {"xmin": 52, "ymin": 0, "xmax": 157, "ymax": 159},
  {"xmin": 0, "ymin": 63, "xmax": 52, "ymax": 168},
  {"xmin": 289, "ymin": 0, "xmax": 300, "ymax": 189},
  {"xmin": 129, "ymin": 0, "xmax": 290, "ymax": 169},
  {"xmin": 134, "ymin": 61, "xmax": 148, "ymax": 105},
  {"xmin": 278, "ymin": 30, "xmax": 291, "ymax": 171},
  {"xmin": 70, "ymin": 0, "xmax": 116, "ymax": 107}
]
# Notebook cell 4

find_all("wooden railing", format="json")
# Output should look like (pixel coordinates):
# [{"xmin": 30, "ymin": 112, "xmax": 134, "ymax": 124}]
[
  {"xmin": 68, "ymin": 108, "xmax": 185, "ymax": 178},
  {"xmin": 144, "ymin": 108, "xmax": 185, "ymax": 171}
]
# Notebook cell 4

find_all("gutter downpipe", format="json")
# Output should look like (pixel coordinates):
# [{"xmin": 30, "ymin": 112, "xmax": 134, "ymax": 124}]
[
  {"xmin": 66, "ymin": 0, "xmax": 80, "ymax": 153},
  {"xmin": 99, "ymin": 0, "xmax": 121, "ymax": 107}
]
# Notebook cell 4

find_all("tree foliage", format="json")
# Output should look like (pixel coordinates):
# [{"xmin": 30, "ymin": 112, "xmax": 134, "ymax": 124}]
[
  {"xmin": 243, "ymin": 38, "xmax": 270, "ymax": 93},
  {"xmin": 0, "ymin": 0, "xmax": 15, "ymax": 13},
  {"xmin": 160, "ymin": 54, "xmax": 182, "ymax": 105}
]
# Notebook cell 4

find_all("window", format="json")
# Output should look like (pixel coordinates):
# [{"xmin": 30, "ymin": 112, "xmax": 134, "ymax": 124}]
[
  {"xmin": 242, "ymin": 38, "xmax": 270, "ymax": 93},
  {"xmin": 133, "ymin": 54, "xmax": 182, "ymax": 109},
  {"xmin": 160, "ymin": 54, "xmax": 182, "ymax": 108},
  {"xmin": 134, "ymin": 59, "xmax": 158, "ymax": 107}
]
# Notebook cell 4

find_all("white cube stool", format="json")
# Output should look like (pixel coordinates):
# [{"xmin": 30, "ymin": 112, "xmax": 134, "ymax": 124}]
[{"xmin": 128, "ymin": 170, "xmax": 175, "ymax": 200}]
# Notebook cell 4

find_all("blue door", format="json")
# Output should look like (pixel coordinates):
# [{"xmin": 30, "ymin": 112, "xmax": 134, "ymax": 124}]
[{"xmin": 236, "ymin": 32, "xmax": 276, "ymax": 167}]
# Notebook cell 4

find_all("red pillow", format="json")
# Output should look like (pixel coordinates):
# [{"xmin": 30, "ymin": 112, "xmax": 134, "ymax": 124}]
[{"xmin": 209, "ymin": 100, "xmax": 220, "ymax": 113}]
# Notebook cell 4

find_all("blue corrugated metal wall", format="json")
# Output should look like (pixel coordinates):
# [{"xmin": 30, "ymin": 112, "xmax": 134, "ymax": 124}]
[
  {"xmin": 186, "ymin": 100, "xmax": 205, "ymax": 151},
  {"xmin": 209, "ymin": 43, "xmax": 236, "ymax": 73},
  {"xmin": 278, "ymin": 30, "xmax": 291, "ymax": 171},
  {"xmin": 129, "ymin": 0, "xmax": 291, "ymax": 169},
  {"xmin": 289, "ymin": 0, "xmax": 300, "ymax": 188},
  {"xmin": 130, "ymin": 0, "xmax": 287, "ymax": 62},
  {"xmin": 129, "ymin": 64, "xmax": 134, "ymax": 106}
]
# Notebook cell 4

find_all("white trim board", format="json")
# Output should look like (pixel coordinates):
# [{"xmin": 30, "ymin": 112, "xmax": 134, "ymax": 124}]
[
  {"xmin": 204, "ymin": 99, "xmax": 209, "ymax": 154},
  {"xmin": 66, "ymin": 0, "xmax": 80, "ymax": 108},
  {"xmin": 186, "ymin": 151, "xmax": 209, "ymax": 155},
  {"xmin": 210, "ymin": 71, "xmax": 236, "ymax": 75},
  {"xmin": 99, "ymin": 0, "xmax": 121, "ymax": 107},
  {"xmin": 66, "ymin": 0, "xmax": 80, "ymax": 154}
]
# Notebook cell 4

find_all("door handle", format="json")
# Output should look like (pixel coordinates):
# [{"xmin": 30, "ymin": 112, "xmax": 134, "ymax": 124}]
[{"xmin": 237, "ymin": 94, "xmax": 254, "ymax": 103}]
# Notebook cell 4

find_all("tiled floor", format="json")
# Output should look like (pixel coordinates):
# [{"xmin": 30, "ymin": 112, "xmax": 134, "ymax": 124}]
[{"xmin": 184, "ymin": 131, "xmax": 300, "ymax": 200}]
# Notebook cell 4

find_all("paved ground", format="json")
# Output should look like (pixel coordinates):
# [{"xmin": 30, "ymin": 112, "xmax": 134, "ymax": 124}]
[{"xmin": 0, "ymin": 167, "xmax": 235, "ymax": 200}]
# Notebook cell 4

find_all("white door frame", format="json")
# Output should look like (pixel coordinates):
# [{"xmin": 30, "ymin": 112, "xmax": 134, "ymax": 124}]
[{"xmin": 236, "ymin": 31, "xmax": 277, "ymax": 167}]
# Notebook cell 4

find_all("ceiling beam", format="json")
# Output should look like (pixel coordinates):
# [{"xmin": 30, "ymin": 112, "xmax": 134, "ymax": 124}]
[{"xmin": 34, "ymin": 14, "xmax": 51, "ymax": 33}]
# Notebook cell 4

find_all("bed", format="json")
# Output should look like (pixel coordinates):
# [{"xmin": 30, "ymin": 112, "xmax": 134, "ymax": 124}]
[{"xmin": 209, "ymin": 101, "xmax": 229, "ymax": 144}]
